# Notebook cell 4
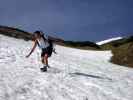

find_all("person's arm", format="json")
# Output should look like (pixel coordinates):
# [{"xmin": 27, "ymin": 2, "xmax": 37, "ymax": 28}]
[{"xmin": 26, "ymin": 39, "xmax": 37, "ymax": 58}]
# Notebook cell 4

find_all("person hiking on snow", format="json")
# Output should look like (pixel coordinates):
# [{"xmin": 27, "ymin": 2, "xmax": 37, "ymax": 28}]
[{"xmin": 26, "ymin": 31, "xmax": 54, "ymax": 72}]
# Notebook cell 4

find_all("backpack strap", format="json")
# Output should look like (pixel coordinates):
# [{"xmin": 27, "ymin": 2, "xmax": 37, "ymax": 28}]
[
  {"xmin": 36, "ymin": 40, "xmax": 41, "ymax": 48},
  {"xmin": 37, "ymin": 34, "xmax": 56, "ymax": 54},
  {"xmin": 42, "ymin": 35, "xmax": 47, "ymax": 41},
  {"xmin": 41, "ymin": 34, "xmax": 53, "ymax": 49}
]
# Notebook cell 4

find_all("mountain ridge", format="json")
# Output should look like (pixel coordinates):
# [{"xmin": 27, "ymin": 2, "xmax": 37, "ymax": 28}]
[{"xmin": 0, "ymin": 25, "xmax": 100, "ymax": 50}]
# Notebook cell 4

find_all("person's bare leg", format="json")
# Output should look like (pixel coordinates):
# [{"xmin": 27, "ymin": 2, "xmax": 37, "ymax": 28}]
[
  {"xmin": 44, "ymin": 54, "xmax": 50, "ymax": 68},
  {"xmin": 44, "ymin": 54, "xmax": 48, "ymax": 66},
  {"xmin": 40, "ymin": 56, "xmax": 47, "ymax": 72},
  {"xmin": 41, "ymin": 57, "xmax": 44, "ymax": 64}
]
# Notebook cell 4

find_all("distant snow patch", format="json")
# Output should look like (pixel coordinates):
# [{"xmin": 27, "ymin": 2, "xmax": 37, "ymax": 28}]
[{"xmin": 96, "ymin": 37, "xmax": 122, "ymax": 45}]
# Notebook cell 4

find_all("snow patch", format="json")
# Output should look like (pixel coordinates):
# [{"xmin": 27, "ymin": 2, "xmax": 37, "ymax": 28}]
[
  {"xmin": 0, "ymin": 34, "xmax": 133, "ymax": 100},
  {"xmin": 96, "ymin": 37, "xmax": 123, "ymax": 45}
]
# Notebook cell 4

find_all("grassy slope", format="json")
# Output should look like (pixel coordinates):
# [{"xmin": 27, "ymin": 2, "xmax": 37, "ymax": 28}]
[
  {"xmin": 100, "ymin": 36, "xmax": 133, "ymax": 68},
  {"xmin": 62, "ymin": 41, "xmax": 101, "ymax": 50},
  {"xmin": 111, "ymin": 42, "xmax": 133, "ymax": 68}
]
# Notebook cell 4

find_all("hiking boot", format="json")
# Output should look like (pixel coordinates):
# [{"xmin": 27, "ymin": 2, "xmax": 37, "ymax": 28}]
[
  {"xmin": 40, "ymin": 66, "xmax": 47, "ymax": 72},
  {"xmin": 47, "ymin": 65, "xmax": 50, "ymax": 68}
]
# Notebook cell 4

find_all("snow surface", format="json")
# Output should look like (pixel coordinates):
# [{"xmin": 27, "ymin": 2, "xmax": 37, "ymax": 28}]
[
  {"xmin": 96, "ymin": 37, "xmax": 122, "ymax": 45},
  {"xmin": 0, "ymin": 34, "xmax": 133, "ymax": 100}
]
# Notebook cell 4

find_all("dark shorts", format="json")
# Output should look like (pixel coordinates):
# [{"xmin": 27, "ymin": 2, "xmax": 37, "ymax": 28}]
[{"xmin": 41, "ymin": 47, "xmax": 52, "ymax": 57}]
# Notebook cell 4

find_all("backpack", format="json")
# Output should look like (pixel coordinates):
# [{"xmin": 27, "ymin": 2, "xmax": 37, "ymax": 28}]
[{"xmin": 37, "ymin": 35, "xmax": 54, "ymax": 56}]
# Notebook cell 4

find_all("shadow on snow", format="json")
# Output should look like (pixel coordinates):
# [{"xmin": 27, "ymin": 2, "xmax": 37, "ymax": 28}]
[{"xmin": 69, "ymin": 72, "xmax": 112, "ymax": 81}]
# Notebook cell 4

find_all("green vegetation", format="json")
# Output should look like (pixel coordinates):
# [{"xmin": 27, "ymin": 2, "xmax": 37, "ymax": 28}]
[
  {"xmin": 100, "ymin": 36, "xmax": 133, "ymax": 68},
  {"xmin": 111, "ymin": 42, "xmax": 133, "ymax": 68},
  {"xmin": 101, "ymin": 36, "xmax": 133, "ymax": 49},
  {"xmin": 63, "ymin": 41, "xmax": 101, "ymax": 50}
]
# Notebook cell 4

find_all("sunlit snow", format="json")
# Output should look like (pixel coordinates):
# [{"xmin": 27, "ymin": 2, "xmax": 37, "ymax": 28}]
[{"xmin": 0, "ymin": 35, "xmax": 133, "ymax": 100}]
